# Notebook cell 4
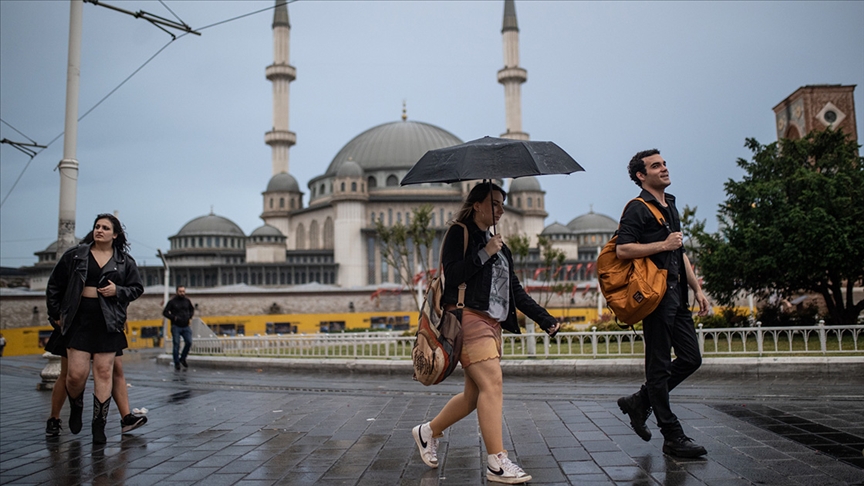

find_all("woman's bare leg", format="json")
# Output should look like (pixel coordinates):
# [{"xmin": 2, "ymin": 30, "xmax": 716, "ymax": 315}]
[
  {"xmin": 429, "ymin": 371, "xmax": 480, "ymax": 437},
  {"xmin": 464, "ymin": 358, "xmax": 504, "ymax": 454}
]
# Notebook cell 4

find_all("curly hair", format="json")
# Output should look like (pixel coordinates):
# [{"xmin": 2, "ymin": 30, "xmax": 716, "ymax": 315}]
[
  {"xmin": 627, "ymin": 148, "xmax": 660, "ymax": 187},
  {"xmin": 81, "ymin": 213, "xmax": 130, "ymax": 253}
]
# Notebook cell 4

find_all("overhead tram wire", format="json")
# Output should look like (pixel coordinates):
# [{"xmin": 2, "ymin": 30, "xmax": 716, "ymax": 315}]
[{"xmin": 0, "ymin": 1, "xmax": 298, "ymax": 210}]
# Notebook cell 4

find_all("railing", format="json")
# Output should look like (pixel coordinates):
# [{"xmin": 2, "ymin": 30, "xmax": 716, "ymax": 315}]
[{"xmin": 181, "ymin": 321, "xmax": 864, "ymax": 360}]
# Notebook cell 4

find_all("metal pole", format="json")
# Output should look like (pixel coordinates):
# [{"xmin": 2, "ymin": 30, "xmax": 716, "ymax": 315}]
[
  {"xmin": 158, "ymin": 249, "xmax": 170, "ymax": 352},
  {"xmin": 56, "ymin": 0, "xmax": 84, "ymax": 258}
]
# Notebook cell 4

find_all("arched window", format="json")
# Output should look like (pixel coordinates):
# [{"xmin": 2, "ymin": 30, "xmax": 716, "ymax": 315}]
[
  {"xmin": 320, "ymin": 183, "xmax": 326, "ymax": 195},
  {"xmin": 351, "ymin": 182, "xmax": 357, "ymax": 192},
  {"xmin": 368, "ymin": 176, "xmax": 377, "ymax": 189},
  {"xmin": 517, "ymin": 198, "xmax": 522, "ymax": 208},
  {"xmin": 269, "ymin": 198, "xmax": 274, "ymax": 209},
  {"xmin": 295, "ymin": 223, "xmax": 306, "ymax": 250},
  {"xmin": 290, "ymin": 198, "xmax": 295, "ymax": 209},
  {"xmin": 527, "ymin": 197, "xmax": 533, "ymax": 208},
  {"xmin": 340, "ymin": 182, "xmax": 346, "ymax": 192},
  {"xmin": 386, "ymin": 175, "xmax": 399, "ymax": 186},
  {"xmin": 309, "ymin": 220, "xmax": 320, "ymax": 250},
  {"xmin": 323, "ymin": 217, "xmax": 334, "ymax": 249},
  {"xmin": 279, "ymin": 197, "xmax": 285, "ymax": 208}
]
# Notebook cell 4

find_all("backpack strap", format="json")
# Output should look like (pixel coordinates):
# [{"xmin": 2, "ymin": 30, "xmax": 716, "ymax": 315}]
[
  {"xmin": 633, "ymin": 197, "xmax": 669, "ymax": 229},
  {"xmin": 438, "ymin": 222, "xmax": 470, "ymax": 309}
]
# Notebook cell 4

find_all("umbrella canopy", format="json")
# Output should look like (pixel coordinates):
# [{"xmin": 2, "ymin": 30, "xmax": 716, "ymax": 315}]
[{"xmin": 401, "ymin": 136, "xmax": 584, "ymax": 185}]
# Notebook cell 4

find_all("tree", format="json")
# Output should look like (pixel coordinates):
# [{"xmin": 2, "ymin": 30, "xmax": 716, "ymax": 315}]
[
  {"xmin": 694, "ymin": 129, "xmax": 864, "ymax": 325},
  {"xmin": 535, "ymin": 235, "xmax": 567, "ymax": 307},
  {"xmin": 375, "ymin": 205, "xmax": 437, "ymax": 310},
  {"xmin": 505, "ymin": 233, "xmax": 531, "ymax": 283}
]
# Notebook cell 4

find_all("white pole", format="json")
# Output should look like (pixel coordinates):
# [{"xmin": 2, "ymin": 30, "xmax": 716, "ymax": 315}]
[
  {"xmin": 158, "ymin": 250, "xmax": 170, "ymax": 352},
  {"xmin": 56, "ymin": 0, "xmax": 84, "ymax": 257}
]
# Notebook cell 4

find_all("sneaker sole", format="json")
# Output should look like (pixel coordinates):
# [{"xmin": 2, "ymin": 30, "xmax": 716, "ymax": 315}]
[
  {"xmin": 412, "ymin": 425, "xmax": 438, "ymax": 468},
  {"xmin": 617, "ymin": 397, "xmax": 652, "ymax": 442},
  {"xmin": 121, "ymin": 418, "xmax": 147, "ymax": 434},
  {"xmin": 662, "ymin": 444, "xmax": 708, "ymax": 458},
  {"xmin": 486, "ymin": 473, "xmax": 532, "ymax": 484}
]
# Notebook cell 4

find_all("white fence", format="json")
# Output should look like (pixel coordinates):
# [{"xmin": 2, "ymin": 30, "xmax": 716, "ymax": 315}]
[{"xmin": 180, "ymin": 321, "xmax": 864, "ymax": 360}]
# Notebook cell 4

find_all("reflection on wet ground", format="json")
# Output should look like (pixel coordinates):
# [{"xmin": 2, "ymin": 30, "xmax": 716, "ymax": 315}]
[{"xmin": 1, "ymin": 352, "xmax": 863, "ymax": 485}]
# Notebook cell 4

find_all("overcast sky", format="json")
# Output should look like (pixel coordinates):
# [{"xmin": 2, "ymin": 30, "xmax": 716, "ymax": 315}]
[{"xmin": 1, "ymin": 0, "xmax": 862, "ymax": 269}]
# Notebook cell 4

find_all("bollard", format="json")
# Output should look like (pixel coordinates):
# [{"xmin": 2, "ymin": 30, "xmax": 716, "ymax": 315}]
[
  {"xmin": 818, "ymin": 319, "xmax": 827, "ymax": 355},
  {"xmin": 756, "ymin": 321, "xmax": 763, "ymax": 357},
  {"xmin": 697, "ymin": 323, "xmax": 705, "ymax": 356},
  {"xmin": 37, "ymin": 352, "xmax": 62, "ymax": 391},
  {"xmin": 591, "ymin": 326, "xmax": 598, "ymax": 358}
]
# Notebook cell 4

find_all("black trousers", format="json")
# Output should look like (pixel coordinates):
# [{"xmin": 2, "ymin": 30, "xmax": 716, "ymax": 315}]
[{"xmin": 637, "ymin": 281, "xmax": 702, "ymax": 439}]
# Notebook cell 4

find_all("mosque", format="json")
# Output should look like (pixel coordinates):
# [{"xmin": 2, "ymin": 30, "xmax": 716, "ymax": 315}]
[
  {"xmin": 132, "ymin": 0, "xmax": 616, "ymax": 291},
  {"xmin": 30, "ymin": 1, "xmax": 618, "ymax": 293}
]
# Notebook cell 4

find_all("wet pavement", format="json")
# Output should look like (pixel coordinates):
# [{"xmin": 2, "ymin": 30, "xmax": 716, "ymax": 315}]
[{"xmin": 1, "ymin": 350, "xmax": 863, "ymax": 485}]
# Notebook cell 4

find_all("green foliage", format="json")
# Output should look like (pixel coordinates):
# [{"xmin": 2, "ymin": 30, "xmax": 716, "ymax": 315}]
[
  {"xmin": 374, "ymin": 204, "xmax": 438, "ymax": 310},
  {"xmin": 694, "ymin": 129, "xmax": 864, "ymax": 325},
  {"xmin": 694, "ymin": 307, "xmax": 750, "ymax": 328},
  {"xmin": 755, "ymin": 303, "xmax": 821, "ymax": 327},
  {"xmin": 506, "ymin": 233, "xmax": 531, "ymax": 282}
]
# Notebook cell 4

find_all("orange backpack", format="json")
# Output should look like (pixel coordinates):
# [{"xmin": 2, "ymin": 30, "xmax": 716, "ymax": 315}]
[{"xmin": 597, "ymin": 198, "xmax": 669, "ymax": 326}]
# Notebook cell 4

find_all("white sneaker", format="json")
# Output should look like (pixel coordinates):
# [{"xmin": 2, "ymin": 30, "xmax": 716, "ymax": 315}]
[
  {"xmin": 487, "ymin": 450, "xmax": 531, "ymax": 484},
  {"xmin": 412, "ymin": 422, "xmax": 438, "ymax": 468}
]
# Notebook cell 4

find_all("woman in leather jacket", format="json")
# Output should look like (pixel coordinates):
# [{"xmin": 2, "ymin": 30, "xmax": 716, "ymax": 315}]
[
  {"xmin": 46, "ymin": 214, "xmax": 143, "ymax": 443},
  {"xmin": 412, "ymin": 183, "xmax": 561, "ymax": 484}
]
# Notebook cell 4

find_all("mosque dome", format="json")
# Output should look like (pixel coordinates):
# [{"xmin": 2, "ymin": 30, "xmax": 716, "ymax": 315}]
[
  {"xmin": 541, "ymin": 222, "xmax": 572, "ymax": 235},
  {"xmin": 336, "ymin": 160, "xmax": 363, "ymax": 178},
  {"xmin": 324, "ymin": 120, "xmax": 462, "ymax": 176},
  {"xmin": 509, "ymin": 176, "xmax": 542, "ymax": 192},
  {"xmin": 566, "ymin": 211, "xmax": 618, "ymax": 234},
  {"xmin": 265, "ymin": 172, "xmax": 300, "ymax": 193},
  {"xmin": 175, "ymin": 213, "xmax": 245, "ymax": 237},
  {"xmin": 250, "ymin": 224, "xmax": 285, "ymax": 238}
]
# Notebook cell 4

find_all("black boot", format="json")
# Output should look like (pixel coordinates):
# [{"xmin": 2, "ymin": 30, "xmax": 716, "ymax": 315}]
[
  {"xmin": 92, "ymin": 395, "xmax": 111, "ymax": 444},
  {"xmin": 663, "ymin": 435, "xmax": 707, "ymax": 458},
  {"xmin": 617, "ymin": 392, "xmax": 652, "ymax": 441},
  {"xmin": 67, "ymin": 390, "xmax": 84, "ymax": 435}
]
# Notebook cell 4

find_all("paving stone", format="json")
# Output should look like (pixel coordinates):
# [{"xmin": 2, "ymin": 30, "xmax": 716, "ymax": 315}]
[{"xmin": 1, "ymin": 353, "xmax": 863, "ymax": 485}]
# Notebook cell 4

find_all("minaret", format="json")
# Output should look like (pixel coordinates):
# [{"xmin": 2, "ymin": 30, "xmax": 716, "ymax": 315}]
[
  {"xmin": 265, "ymin": 1, "xmax": 296, "ymax": 175},
  {"xmin": 498, "ymin": 0, "xmax": 528, "ymax": 141}
]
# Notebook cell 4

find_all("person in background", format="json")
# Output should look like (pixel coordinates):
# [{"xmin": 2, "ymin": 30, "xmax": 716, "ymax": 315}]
[
  {"xmin": 46, "ymin": 214, "xmax": 144, "ymax": 443},
  {"xmin": 163, "ymin": 285, "xmax": 194, "ymax": 371},
  {"xmin": 412, "ymin": 183, "xmax": 561, "ymax": 484}
]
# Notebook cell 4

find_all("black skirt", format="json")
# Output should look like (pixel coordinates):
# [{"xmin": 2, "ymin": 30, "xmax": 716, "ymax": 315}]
[
  {"xmin": 44, "ymin": 329, "xmax": 68, "ymax": 358},
  {"xmin": 65, "ymin": 297, "xmax": 127, "ymax": 354}
]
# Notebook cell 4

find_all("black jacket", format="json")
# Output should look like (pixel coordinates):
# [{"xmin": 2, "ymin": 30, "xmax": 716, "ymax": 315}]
[
  {"xmin": 163, "ymin": 296, "xmax": 194, "ymax": 327},
  {"xmin": 46, "ymin": 243, "xmax": 144, "ymax": 334},
  {"xmin": 440, "ymin": 219, "xmax": 556, "ymax": 334}
]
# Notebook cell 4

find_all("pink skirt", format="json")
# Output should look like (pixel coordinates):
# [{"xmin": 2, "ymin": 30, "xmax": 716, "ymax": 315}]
[{"xmin": 459, "ymin": 308, "xmax": 502, "ymax": 368}]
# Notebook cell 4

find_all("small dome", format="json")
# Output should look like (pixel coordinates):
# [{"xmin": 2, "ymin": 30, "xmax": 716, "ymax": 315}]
[
  {"xmin": 541, "ymin": 222, "xmax": 573, "ymax": 235},
  {"xmin": 266, "ymin": 172, "xmax": 300, "ymax": 193},
  {"xmin": 509, "ymin": 176, "xmax": 542, "ymax": 192},
  {"xmin": 175, "ymin": 214, "xmax": 245, "ymax": 237},
  {"xmin": 250, "ymin": 224, "xmax": 285, "ymax": 238},
  {"xmin": 336, "ymin": 160, "xmax": 363, "ymax": 178},
  {"xmin": 566, "ymin": 211, "xmax": 618, "ymax": 234},
  {"xmin": 540, "ymin": 221, "xmax": 573, "ymax": 235}
]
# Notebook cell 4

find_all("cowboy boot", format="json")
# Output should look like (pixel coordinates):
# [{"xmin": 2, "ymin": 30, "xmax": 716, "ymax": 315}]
[
  {"xmin": 92, "ymin": 395, "xmax": 111, "ymax": 444},
  {"xmin": 67, "ymin": 390, "xmax": 84, "ymax": 434}
]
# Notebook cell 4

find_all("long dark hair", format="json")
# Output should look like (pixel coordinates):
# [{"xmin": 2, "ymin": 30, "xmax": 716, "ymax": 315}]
[
  {"xmin": 453, "ymin": 182, "xmax": 507, "ymax": 224},
  {"xmin": 81, "ymin": 213, "xmax": 130, "ymax": 253}
]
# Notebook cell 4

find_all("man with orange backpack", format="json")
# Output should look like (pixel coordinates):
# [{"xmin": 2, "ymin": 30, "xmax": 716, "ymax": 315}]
[{"xmin": 615, "ymin": 149, "xmax": 711, "ymax": 458}]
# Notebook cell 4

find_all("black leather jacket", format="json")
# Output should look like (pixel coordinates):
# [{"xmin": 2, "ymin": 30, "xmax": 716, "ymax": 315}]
[
  {"xmin": 440, "ymin": 219, "xmax": 556, "ymax": 334},
  {"xmin": 46, "ymin": 243, "xmax": 144, "ymax": 335}
]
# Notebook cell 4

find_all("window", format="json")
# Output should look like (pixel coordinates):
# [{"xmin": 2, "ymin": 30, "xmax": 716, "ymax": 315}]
[
  {"xmin": 517, "ymin": 198, "xmax": 522, "ymax": 208},
  {"xmin": 368, "ymin": 176, "xmax": 377, "ymax": 188},
  {"xmin": 280, "ymin": 197, "xmax": 285, "ymax": 208},
  {"xmin": 324, "ymin": 217, "xmax": 334, "ymax": 249},
  {"xmin": 290, "ymin": 198, "xmax": 295, "ymax": 209},
  {"xmin": 269, "ymin": 198, "xmax": 274, "ymax": 209},
  {"xmin": 309, "ymin": 220, "xmax": 320, "ymax": 250},
  {"xmin": 351, "ymin": 182, "xmax": 357, "ymax": 192},
  {"xmin": 320, "ymin": 183, "xmax": 326, "ymax": 195},
  {"xmin": 386, "ymin": 175, "xmax": 399, "ymax": 186},
  {"xmin": 527, "ymin": 197, "xmax": 533, "ymax": 208},
  {"xmin": 296, "ymin": 223, "xmax": 306, "ymax": 250},
  {"xmin": 340, "ymin": 182, "xmax": 345, "ymax": 192}
]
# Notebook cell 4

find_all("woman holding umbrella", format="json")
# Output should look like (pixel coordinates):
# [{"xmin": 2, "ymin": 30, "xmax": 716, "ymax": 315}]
[{"xmin": 412, "ymin": 183, "xmax": 560, "ymax": 484}]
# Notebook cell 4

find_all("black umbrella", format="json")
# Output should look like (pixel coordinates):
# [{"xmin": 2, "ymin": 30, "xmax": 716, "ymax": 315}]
[{"xmin": 400, "ymin": 136, "xmax": 584, "ymax": 186}]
